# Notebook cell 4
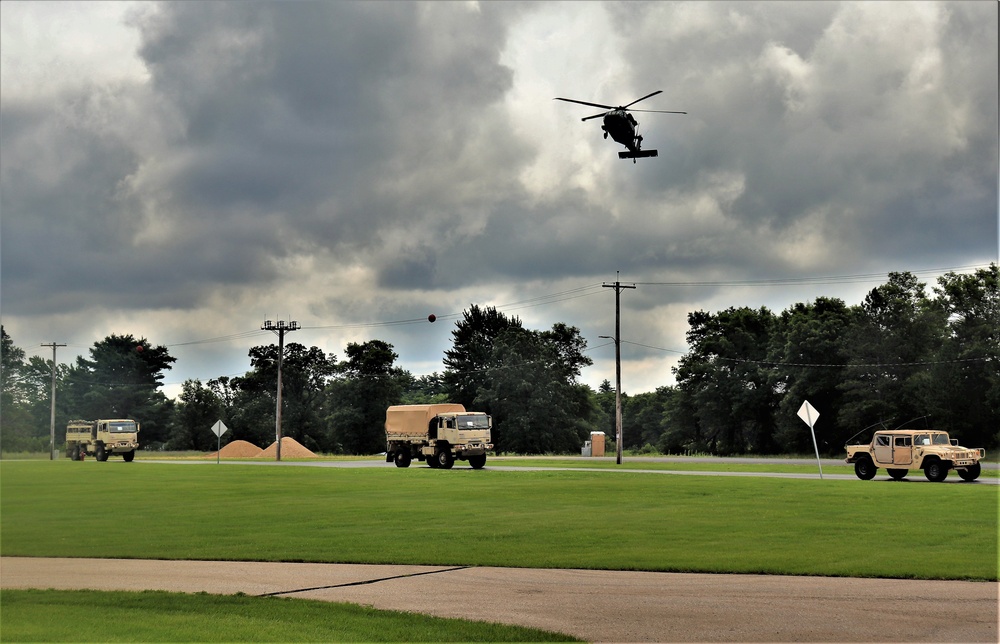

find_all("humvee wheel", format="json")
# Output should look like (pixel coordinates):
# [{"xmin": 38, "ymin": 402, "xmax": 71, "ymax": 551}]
[
  {"xmin": 958, "ymin": 463, "xmax": 981, "ymax": 482},
  {"xmin": 436, "ymin": 450, "xmax": 455, "ymax": 469},
  {"xmin": 468, "ymin": 454, "xmax": 487, "ymax": 469},
  {"xmin": 924, "ymin": 459, "xmax": 948, "ymax": 482},
  {"xmin": 393, "ymin": 451, "xmax": 411, "ymax": 468},
  {"xmin": 123, "ymin": 450, "xmax": 135, "ymax": 462},
  {"xmin": 854, "ymin": 458, "xmax": 877, "ymax": 480},
  {"xmin": 887, "ymin": 468, "xmax": 908, "ymax": 480}
]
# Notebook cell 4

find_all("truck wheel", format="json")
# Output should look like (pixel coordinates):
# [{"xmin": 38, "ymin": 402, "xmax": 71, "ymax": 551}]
[
  {"xmin": 468, "ymin": 454, "xmax": 486, "ymax": 469},
  {"xmin": 436, "ymin": 450, "xmax": 454, "ymax": 469},
  {"xmin": 123, "ymin": 450, "xmax": 135, "ymax": 463},
  {"xmin": 887, "ymin": 468, "xmax": 908, "ymax": 480},
  {"xmin": 854, "ymin": 458, "xmax": 877, "ymax": 480},
  {"xmin": 958, "ymin": 463, "xmax": 981, "ymax": 482},
  {"xmin": 96, "ymin": 445, "xmax": 107, "ymax": 462},
  {"xmin": 393, "ymin": 451, "xmax": 411, "ymax": 468},
  {"xmin": 924, "ymin": 459, "xmax": 948, "ymax": 482},
  {"xmin": 426, "ymin": 455, "xmax": 439, "ymax": 468}
]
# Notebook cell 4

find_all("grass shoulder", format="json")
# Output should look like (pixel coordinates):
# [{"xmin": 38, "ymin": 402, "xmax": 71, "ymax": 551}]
[{"xmin": 1, "ymin": 589, "xmax": 578, "ymax": 642}]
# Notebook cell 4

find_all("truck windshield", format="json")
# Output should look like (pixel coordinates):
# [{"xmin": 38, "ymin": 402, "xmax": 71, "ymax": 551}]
[
  {"xmin": 109, "ymin": 421, "xmax": 137, "ymax": 433},
  {"xmin": 457, "ymin": 415, "xmax": 489, "ymax": 429}
]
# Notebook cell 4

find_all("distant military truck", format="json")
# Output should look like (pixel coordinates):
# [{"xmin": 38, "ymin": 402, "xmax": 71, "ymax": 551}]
[
  {"xmin": 845, "ymin": 429, "xmax": 984, "ymax": 482},
  {"xmin": 65, "ymin": 418, "xmax": 140, "ymax": 462},
  {"xmin": 385, "ymin": 404, "xmax": 492, "ymax": 469}
]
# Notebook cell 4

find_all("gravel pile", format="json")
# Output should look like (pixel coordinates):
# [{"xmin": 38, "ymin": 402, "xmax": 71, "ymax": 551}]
[
  {"xmin": 258, "ymin": 436, "xmax": 318, "ymax": 458},
  {"xmin": 205, "ymin": 440, "xmax": 263, "ymax": 459}
]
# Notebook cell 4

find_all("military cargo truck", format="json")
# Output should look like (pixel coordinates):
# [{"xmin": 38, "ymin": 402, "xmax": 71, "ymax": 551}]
[
  {"xmin": 385, "ymin": 404, "xmax": 492, "ymax": 469},
  {"xmin": 65, "ymin": 418, "xmax": 140, "ymax": 462},
  {"xmin": 845, "ymin": 429, "xmax": 984, "ymax": 482}
]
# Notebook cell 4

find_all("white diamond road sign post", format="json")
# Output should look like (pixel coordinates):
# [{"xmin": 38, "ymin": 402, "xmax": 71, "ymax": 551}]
[
  {"xmin": 797, "ymin": 400, "xmax": 823, "ymax": 479},
  {"xmin": 211, "ymin": 420, "xmax": 229, "ymax": 464}
]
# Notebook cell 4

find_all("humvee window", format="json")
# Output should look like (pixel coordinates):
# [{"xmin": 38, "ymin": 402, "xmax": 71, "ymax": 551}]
[
  {"xmin": 915, "ymin": 434, "xmax": 930, "ymax": 446},
  {"xmin": 876, "ymin": 435, "xmax": 890, "ymax": 447},
  {"xmin": 894, "ymin": 436, "xmax": 911, "ymax": 447},
  {"xmin": 932, "ymin": 434, "xmax": 949, "ymax": 445}
]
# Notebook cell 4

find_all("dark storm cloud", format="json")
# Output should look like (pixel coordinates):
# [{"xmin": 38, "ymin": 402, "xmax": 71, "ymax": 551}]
[
  {"xmin": 1, "ymin": 1, "xmax": 995, "ymax": 395},
  {"xmin": 606, "ymin": 1, "xmax": 997, "ymax": 270},
  {"xmin": 2, "ymin": 1, "xmax": 533, "ymax": 316},
  {"xmin": 129, "ymin": 1, "xmax": 531, "ymax": 280}
]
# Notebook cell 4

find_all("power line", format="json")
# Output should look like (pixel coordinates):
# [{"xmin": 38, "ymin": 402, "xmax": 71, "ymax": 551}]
[
  {"xmin": 623, "ymin": 340, "xmax": 993, "ymax": 369},
  {"xmin": 635, "ymin": 263, "xmax": 990, "ymax": 287},
  {"xmin": 15, "ymin": 263, "xmax": 993, "ymax": 355}
]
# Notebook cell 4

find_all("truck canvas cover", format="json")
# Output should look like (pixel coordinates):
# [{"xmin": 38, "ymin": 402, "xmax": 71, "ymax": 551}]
[{"xmin": 385, "ymin": 404, "xmax": 466, "ymax": 439}]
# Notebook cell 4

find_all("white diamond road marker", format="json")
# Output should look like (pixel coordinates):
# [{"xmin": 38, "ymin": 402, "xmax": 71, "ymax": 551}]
[{"xmin": 797, "ymin": 400, "xmax": 823, "ymax": 479}]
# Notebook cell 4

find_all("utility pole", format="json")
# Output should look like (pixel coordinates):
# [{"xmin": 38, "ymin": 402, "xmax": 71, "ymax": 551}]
[
  {"xmin": 41, "ymin": 342, "xmax": 66, "ymax": 460},
  {"xmin": 602, "ymin": 273, "xmax": 635, "ymax": 465},
  {"xmin": 261, "ymin": 319, "xmax": 299, "ymax": 461}
]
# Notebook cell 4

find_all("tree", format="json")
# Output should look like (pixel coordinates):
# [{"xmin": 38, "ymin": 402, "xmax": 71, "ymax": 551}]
[
  {"xmin": 63, "ymin": 334, "xmax": 176, "ymax": 446},
  {"xmin": 475, "ymin": 325, "xmax": 595, "ymax": 454},
  {"xmin": 326, "ymin": 340, "xmax": 407, "ymax": 454},
  {"xmin": 621, "ymin": 388, "xmax": 674, "ymax": 450},
  {"xmin": 443, "ymin": 305, "xmax": 522, "ymax": 410},
  {"xmin": 401, "ymin": 372, "xmax": 449, "ymax": 404},
  {"xmin": 768, "ymin": 297, "xmax": 854, "ymax": 453},
  {"xmin": 837, "ymin": 272, "xmax": 946, "ymax": 434},
  {"xmin": 671, "ymin": 307, "xmax": 778, "ymax": 455},
  {"xmin": 590, "ymin": 379, "xmax": 616, "ymax": 444},
  {"xmin": 168, "ymin": 380, "xmax": 224, "ymax": 451},
  {"xmin": 230, "ymin": 342, "xmax": 337, "ymax": 452},
  {"xmin": 0, "ymin": 327, "xmax": 38, "ymax": 452},
  {"xmin": 927, "ymin": 265, "xmax": 1000, "ymax": 447}
]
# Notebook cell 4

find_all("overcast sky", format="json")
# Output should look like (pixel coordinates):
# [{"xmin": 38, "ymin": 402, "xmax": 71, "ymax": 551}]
[{"xmin": 2, "ymin": 1, "xmax": 997, "ymax": 399}]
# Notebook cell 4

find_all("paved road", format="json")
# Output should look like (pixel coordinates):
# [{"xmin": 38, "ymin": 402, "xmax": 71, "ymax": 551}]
[{"xmin": 3, "ymin": 557, "xmax": 997, "ymax": 642}]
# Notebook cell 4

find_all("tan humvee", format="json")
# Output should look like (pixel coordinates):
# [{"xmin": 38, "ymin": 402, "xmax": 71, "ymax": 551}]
[{"xmin": 845, "ymin": 429, "xmax": 985, "ymax": 482}]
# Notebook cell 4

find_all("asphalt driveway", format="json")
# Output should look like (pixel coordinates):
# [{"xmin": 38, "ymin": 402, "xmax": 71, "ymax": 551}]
[{"xmin": 3, "ymin": 557, "xmax": 997, "ymax": 642}]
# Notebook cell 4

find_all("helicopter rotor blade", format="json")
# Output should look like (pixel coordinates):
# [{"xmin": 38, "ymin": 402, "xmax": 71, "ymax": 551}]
[
  {"xmin": 553, "ymin": 97, "xmax": 616, "ymax": 110},
  {"xmin": 623, "ymin": 90, "xmax": 663, "ymax": 109},
  {"xmin": 581, "ymin": 111, "xmax": 609, "ymax": 122},
  {"xmin": 629, "ymin": 109, "xmax": 687, "ymax": 115}
]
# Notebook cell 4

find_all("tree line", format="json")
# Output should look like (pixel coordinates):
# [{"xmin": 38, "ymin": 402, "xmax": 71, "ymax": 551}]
[{"xmin": 2, "ymin": 266, "xmax": 997, "ymax": 456}]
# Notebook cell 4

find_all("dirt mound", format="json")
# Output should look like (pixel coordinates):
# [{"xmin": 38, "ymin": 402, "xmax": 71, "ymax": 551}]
[
  {"xmin": 206, "ymin": 440, "xmax": 263, "ymax": 459},
  {"xmin": 258, "ymin": 436, "xmax": 317, "ymax": 458}
]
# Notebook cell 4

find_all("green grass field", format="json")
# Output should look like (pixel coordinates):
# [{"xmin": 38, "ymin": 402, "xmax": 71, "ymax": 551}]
[
  {"xmin": 2, "ymin": 460, "xmax": 996, "ymax": 580},
  {"xmin": 491, "ymin": 456, "xmax": 1000, "ymax": 477},
  {"xmin": 0, "ymin": 589, "xmax": 578, "ymax": 642}
]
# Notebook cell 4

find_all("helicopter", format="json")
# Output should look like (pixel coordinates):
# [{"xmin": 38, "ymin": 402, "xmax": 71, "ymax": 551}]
[{"xmin": 553, "ymin": 90, "xmax": 685, "ymax": 162}]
